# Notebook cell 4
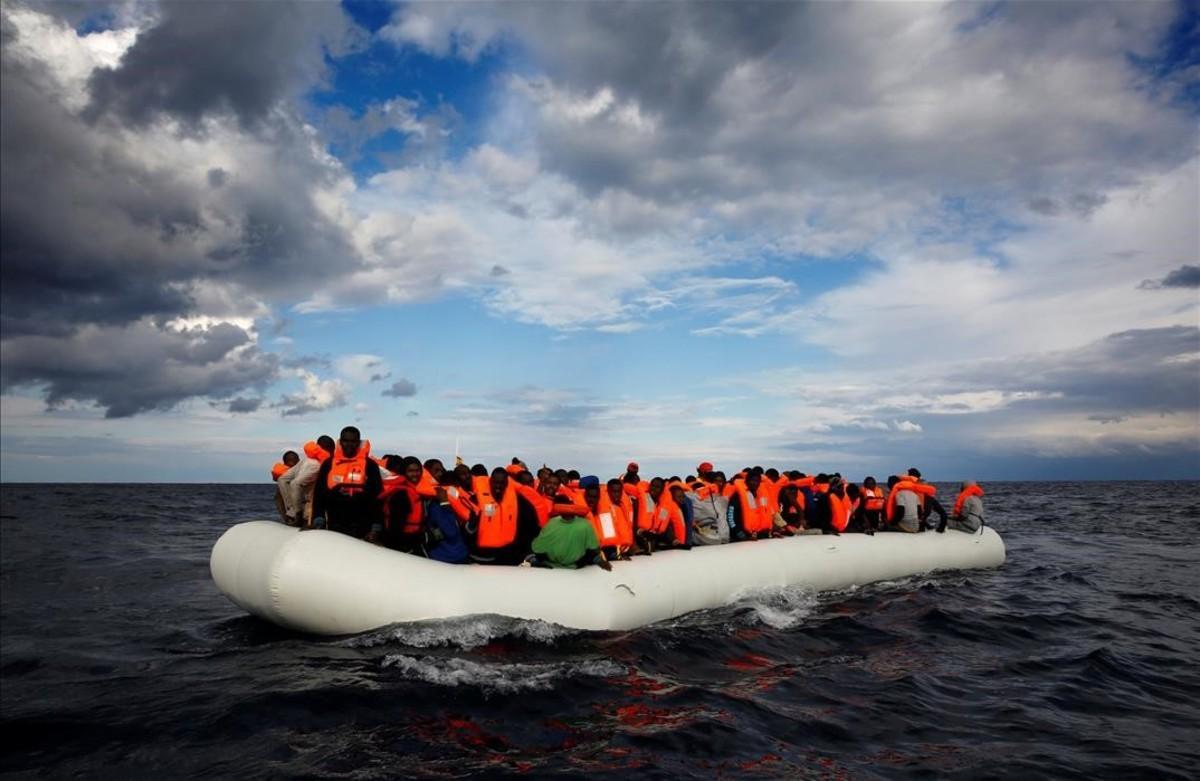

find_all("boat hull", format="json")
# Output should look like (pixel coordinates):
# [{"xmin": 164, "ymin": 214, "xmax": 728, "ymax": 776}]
[{"xmin": 210, "ymin": 521, "xmax": 1006, "ymax": 635}]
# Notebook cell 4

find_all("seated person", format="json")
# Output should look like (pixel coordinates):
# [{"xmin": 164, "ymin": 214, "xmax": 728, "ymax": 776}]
[
  {"xmin": 689, "ymin": 471, "xmax": 730, "ymax": 545},
  {"xmin": 310, "ymin": 426, "xmax": 383, "ymax": 540},
  {"xmin": 844, "ymin": 483, "xmax": 874, "ymax": 535},
  {"xmin": 633, "ymin": 477, "xmax": 684, "ymax": 552},
  {"xmin": 525, "ymin": 500, "xmax": 613, "ymax": 570},
  {"xmin": 857, "ymin": 476, "xmax": 886, "ymax": 532},
  {"xmin": 666, "ymin": 481, "xmax": 694, "ymax": 548},
  {"xmin": 776, "ymin": 484, "xmax": 808, "ymax": 533},
  {"xmin": 467, "ymin": 467, "xmax": 540, "ymax": 565},
  {"xmin": 272, "ymin": 450, "xmax": 300, "ymax": 523},
  {"xmin": 420, "ymin": 474, "xmax": 471, "ymax": 563},
  {"xmin": 948, "ymin": 481, "xmax": 985, "ymax": 533}
]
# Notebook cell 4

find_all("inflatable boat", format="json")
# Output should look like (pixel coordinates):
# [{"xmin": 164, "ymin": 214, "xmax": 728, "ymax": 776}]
[{"xmin": 210, "ymin": 521, "xmax": 1006, "ymax": 635}]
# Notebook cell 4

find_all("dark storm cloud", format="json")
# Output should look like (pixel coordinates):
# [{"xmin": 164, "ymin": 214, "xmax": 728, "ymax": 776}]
[
  {"xmin": 1, "ymin": 17, "xmax": 361, "ymax": 332},
  {"xmin": 320, "ymin": 99, "xmax": 461, "ymax": 166},
  {"xmin": 390, "ymin": 2, "xmax": 1194, "ymax": 211},
  {"xmin": 0, "ymin": 322, "xmax": 280, "ymax": 418},
  {"xmin": 0, "ymin": 3, "xmax": 367, "ymax": 414},
  {"xmin": 86, "ymin": 1, "xmax": 362, "ymax": 130},
  {"xmin": 227, "ymin": 397, "xmax": 264, "ymax": 413},
  {"xmin": 523, "ymin": 402, "xmax": 609, "ymax": 428},
  {"xmin": 382, "ymin": 379, "xmax": 418, "ymax": 398},
  {"xmin": 484, "ymin": 384, "xmax": 608, "ymax": 428},
  {"xmin": 1027, "ymin": 193, "xmax": 1109, "ymax": 218},
  {"xmin": 282, "ymin": 354, "xmax": 333, "ymax": 370},
  {"xmin": 1139, "ymin": 264, "xmax": 1200, "ymax": 290},
  {"xmin": 947, "ymin": 326, "xmax": 1200, "ymax": 416}
]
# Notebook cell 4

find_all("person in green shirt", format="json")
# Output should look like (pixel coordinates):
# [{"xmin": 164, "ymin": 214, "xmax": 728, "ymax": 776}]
[{"xmin": 525, "ymin": 488, "xmax": 613, "ymax": 570}]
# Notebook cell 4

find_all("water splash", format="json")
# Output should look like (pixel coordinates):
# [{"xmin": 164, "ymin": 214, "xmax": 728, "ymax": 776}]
[
  {"xmin": 381, "ymin": 654, "xmax": 625, "ymax": 693},
  {"xmin": 727, "ymin": 584, "xmax": 822, "ymax": 630},
  {"xmin": 339, "ymin": 615, "xmax": 578, "ymax": 650}
]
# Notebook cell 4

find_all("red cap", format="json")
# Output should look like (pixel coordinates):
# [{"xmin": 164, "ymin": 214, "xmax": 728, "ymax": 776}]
[
  {"xmin": 698, "ymin": 461, "xmax": 714, "ymax": 473},
  {"xmin": 627, "ymin": 461, "xmax": 639, "ymax": 471}
]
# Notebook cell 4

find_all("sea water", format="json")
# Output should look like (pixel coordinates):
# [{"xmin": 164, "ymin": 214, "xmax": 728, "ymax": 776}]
[{"xmin": 2, "ymin": 481, "xmax": 1197, "ymax": 777}]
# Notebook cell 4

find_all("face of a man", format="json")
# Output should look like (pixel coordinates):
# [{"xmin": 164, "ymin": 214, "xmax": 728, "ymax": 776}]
[
  {"xmin": 745, "ymin": 474, "xmax": 761, "ymax": 492},
  {"xmin": 606, "ymin": 483, "xmax": 622, "ymax": 504},
  {"xmin": 541, "ymin": 474, "xmax": 561, "ymax": 496},
  {"xmin": 339, "ymin": 432, "xmax": 361, "ymax": 457},
  {"xmin": 490, "ymin": 472, "xmax": 508, "ymax": 496},
  {"xmin": 648, "ymin": 480, "xmax": 663, "ymax": 501},
  {"xmin": 714, "ymin": 475, "xmax": 727, "ymax": 491},
  {"xmin": 405, "ymin": 462, "xmax": 423, "ymax": 483},
  {"xmin": 426, "ymin": 461, "xmax": 445, "ymax": 481},
  {"xmin": 584, "ymin": 486, "xmax": 600, "ymax": 508}
]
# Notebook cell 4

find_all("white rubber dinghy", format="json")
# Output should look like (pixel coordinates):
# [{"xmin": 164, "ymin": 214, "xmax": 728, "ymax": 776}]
[
  {"xmin": 211, "ymin": 521, "xmax": 1005, "ymax": 635},
  {"xmin": 208, "ymin": 518, "xmax": 1003, "ymax": 633}
]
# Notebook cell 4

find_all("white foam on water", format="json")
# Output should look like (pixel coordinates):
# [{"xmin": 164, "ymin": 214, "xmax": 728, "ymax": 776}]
[
  {"xmin": 727, "ymin": 584, "xmax": 822, "ymax": 630},
  {"xmin": 339, "ymin": 615, "xmax": 577, "ymax": 650},
  {"xmin": 380, "ymin": 654, "xmax": 625, "ymax": 693}
]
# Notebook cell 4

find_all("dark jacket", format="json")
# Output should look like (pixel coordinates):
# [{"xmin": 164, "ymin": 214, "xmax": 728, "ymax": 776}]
[
  {"xmin": 423, "ymin": 500, "xmax": 469, "ymax": 564},
  {"xmin": 312, "ymin": 457, "xmax": 383, "ymax": 538}
]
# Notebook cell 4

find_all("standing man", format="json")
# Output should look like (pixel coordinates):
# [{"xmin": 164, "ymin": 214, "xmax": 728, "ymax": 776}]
[{"xmin": 310, "ymin": 427, "xmax": 384, "ymax": 540}]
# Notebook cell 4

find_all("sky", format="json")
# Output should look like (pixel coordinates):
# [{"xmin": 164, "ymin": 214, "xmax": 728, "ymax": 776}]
[{"xmin": 1, "ymin": 0, "xmax": 1198, "ymax": 483}]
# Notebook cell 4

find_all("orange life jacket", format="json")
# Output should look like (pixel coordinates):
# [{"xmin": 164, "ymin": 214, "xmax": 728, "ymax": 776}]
[
  {"xmin": 615, "ymin": 491, "xmax": 635, "ymax": 542},
  {"xmin": 631, "ymin": 486, "xmax": 669, "ymax": 535},
  {"xmin": 326, "ymin": 441, "xmax": 371, "ymax": 493},
  {"xmin": 474, "ymin": 477, "xmax": 520, "ymax": 549},
  {"xmin": 302, "ymin": 441, "xmax": 330, "ymax": 463},
  {"xmin": 656, "ymin": 491, "xmax": 687, "ymax": 543},
  {"xmin": 862, "ymin": 486, "xmax": 885, "ymax": 512},
  {"xmin": 402, "ymin": 469, "xmax": 440, "ymax": 533},
  {"xmin": 511, "ymin": 482, "xmax": 588, "ymax": 527},
  {"xmin": 828, "ymin": 492, "xmax": 850, "ymax": 533},
  {"xmin": 760, "ymin": 478, "xmax": 784, "ymax": 516},
  {"xmin": 734, "ymin": 482, "xmax": 772, "ymax": 534},
  {"xmin": 953, "ymin": 484, "xmax": 984, "ymax": 517},
  {"xmin": 271, "ymin": 462, "xmax": 289, "ymax": 481},
  {"xmin": 885, "ymin": 479, "xmax": 937, "ymax": 521},
  {"xmin": 587, "ymin": 492, "xmax": 633, "ymax": 548},
  {"xmin": 443, "ymin": 485, "xmax": 477, "ymax": 523}
]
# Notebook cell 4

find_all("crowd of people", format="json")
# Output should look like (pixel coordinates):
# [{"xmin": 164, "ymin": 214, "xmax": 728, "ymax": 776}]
[{"xmin": 270, "ymin": 426, "xmax": 987, "ymax": 570}]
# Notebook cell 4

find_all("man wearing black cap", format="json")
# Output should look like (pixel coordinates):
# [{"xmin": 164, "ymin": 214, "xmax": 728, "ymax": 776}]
[{"xmin": 905, "ymin": 467, "xmax": 948, "ymax": 530}]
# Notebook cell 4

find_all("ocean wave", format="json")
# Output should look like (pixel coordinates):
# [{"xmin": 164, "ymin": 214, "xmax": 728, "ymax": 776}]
[
  {"xmin": 339, "ymin": 615, "xmax": 578, "ymax": 650},
  {"xmin": 380, "ymin": 654, "xmax": 625, "ymax": 693},
  {"xmin": 727, "ymin": 584, "xmax": 821, "ymax": 630}
]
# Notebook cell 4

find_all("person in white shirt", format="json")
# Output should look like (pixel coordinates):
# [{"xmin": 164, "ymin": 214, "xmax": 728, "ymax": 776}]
[{"xmin": 278, "ymin": 435, "xmax": 335, "ymax": 526}]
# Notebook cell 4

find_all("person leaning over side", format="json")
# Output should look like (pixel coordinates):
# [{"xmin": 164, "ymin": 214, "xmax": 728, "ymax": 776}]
[
  {"xmin": 272, "ymin": 450, "xmax": 300, "ymax": 523},
  {"xmin": 278, "ymin": 436, "xmax": 334, "ymax": 527},
  {"xmin": 310, "ymin": 426, "xmax": 383, "ymax": 541}
]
